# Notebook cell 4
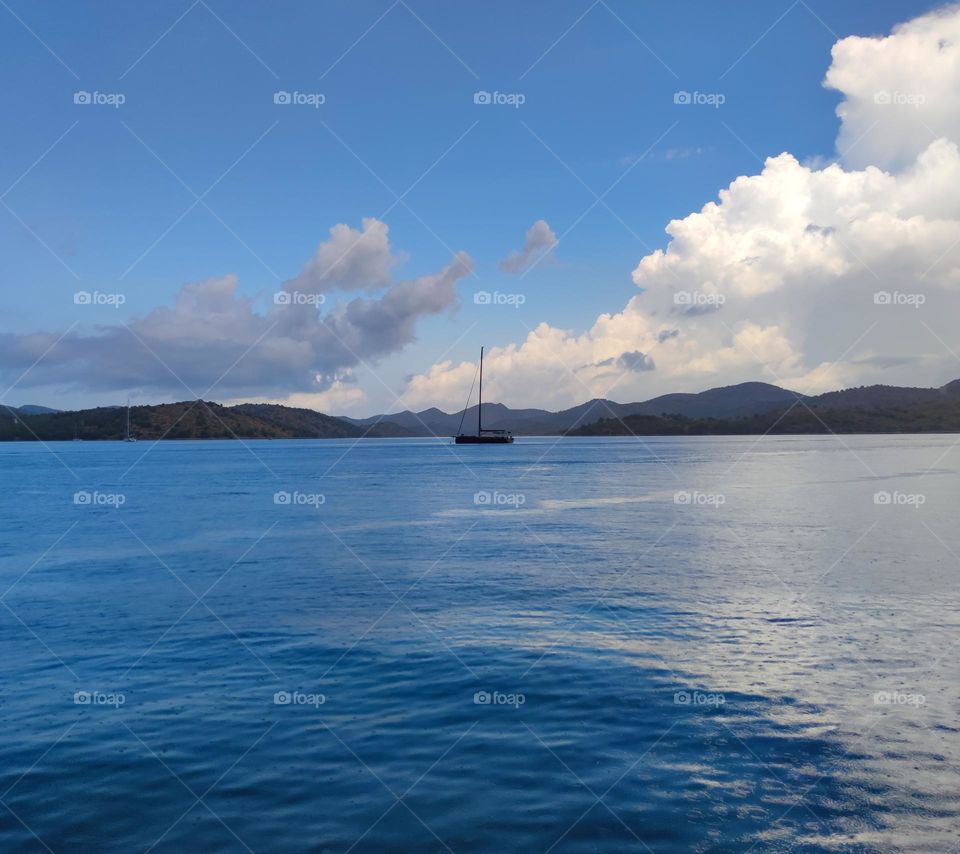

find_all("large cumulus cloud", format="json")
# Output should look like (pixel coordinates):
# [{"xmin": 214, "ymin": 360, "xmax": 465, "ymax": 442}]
[
  {"xmin": 825, "ymin": 3, "xmax": 960, "ymax": 171},
  {"xmin": 401, "ymin": 5, "xmax": 960, "ymax": 412}
]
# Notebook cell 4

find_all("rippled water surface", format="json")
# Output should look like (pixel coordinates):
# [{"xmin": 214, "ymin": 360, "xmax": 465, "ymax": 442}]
[{"xmin": 1, "ymin": 435, "xmax": 958, "ymax": 852}]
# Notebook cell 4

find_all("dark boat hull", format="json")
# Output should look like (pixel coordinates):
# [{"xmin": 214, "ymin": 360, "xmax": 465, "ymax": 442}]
[{"xmin": 455, "ymin": 435, "xmax": 514, "ymax": 444}]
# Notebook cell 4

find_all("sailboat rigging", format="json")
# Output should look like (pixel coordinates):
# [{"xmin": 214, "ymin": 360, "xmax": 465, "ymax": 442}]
[
  {"xmin": 455, "ymin": 347, "xmax": 514, "ymax": 444},
  {"xmin": 125, "ymin": 398, "xmax": 137, "ymax": 442}
]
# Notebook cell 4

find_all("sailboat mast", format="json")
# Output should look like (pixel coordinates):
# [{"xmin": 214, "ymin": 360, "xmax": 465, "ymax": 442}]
[
  {"xmin": 477, "ymin": 347, "xmax": 483, "ymax": 434},
  {"xmin": 126, "ymin": 398, "xmax": 130, "ymax": 440}
]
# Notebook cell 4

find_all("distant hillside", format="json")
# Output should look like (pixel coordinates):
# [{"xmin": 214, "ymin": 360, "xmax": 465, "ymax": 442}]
[
  {"xmin": 231, "ymin": 403, "xmax": 412, "ymax": 438},
  {"xmin": 570, "ymin": 381, "xmax": 960, "ymax": 436},
  {"xmin": 341, "ymin": 382, "xmax": 810, "ymax": 436},
  {"xmin": 630, "ymin": 382, "xmax": 807, "ymax": 419},
  {"xmin": 11, "ymin": 405, "xmax": 61, "ymax": 415},
  {"xmin": 6, "ymin": 378, "xmax": 959, "ymax": 441},
  {"xmin": 807, "ymin": 383, "xmax": 955, "ymax": 410},
  {"xmin": 0, "ymin": 401, "xmax": 405, "ymax": 441}
]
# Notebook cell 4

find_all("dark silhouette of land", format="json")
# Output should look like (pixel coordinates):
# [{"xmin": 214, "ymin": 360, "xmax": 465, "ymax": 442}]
[{"xmin": 4, "ymin": 378, "xmax": 960, "ymax": 440}]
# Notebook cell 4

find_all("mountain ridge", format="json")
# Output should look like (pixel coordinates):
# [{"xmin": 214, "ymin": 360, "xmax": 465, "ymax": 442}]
[
  {"xmin": 0, "ymin": 401, "xmax": 408, "ymax": 441},
  {"xmin": 568, "ymin": 379, "xmax": 960, "ymax": 436},
  {"xmin": 2, "ymin": 378, "xmax": 959, "ymax": 440},
  {"xmin": 339, "ymin": 381, "xmax": 809, "ymax": 436}
]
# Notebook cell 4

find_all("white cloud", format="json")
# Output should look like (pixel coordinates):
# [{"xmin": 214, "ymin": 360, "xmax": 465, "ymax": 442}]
[
  {"xmin": 0, "ymin": 221, "xmax": 473, "ymax": 399},
  {"xmin": 826, "ymin": 3, "xmax": 960, "ymax": 171},
  {"xmin": 402, "ymin": 6, "xmax": 960, "ymax": 412},
  {"xmin": 286, "ymin": 217, "xmax": 400, "ymax": 294},
  {"xmin": 497, "ymin": 219, "xmax": 558, "ymax": 274}
]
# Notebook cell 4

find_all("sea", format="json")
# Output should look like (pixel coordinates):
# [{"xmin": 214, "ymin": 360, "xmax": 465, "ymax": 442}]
[{"xmin": 0, "ymin": 435, "xmax": 958, "ymax": 853}]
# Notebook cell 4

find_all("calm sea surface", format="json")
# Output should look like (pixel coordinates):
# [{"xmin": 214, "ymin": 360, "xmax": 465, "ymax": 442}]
[{"xmin": 1, "ymin": 435, "xmax": 958, "ymax": 853}]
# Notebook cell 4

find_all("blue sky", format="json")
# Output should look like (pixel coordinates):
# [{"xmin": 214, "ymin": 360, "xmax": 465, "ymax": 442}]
[{"xmin": 0, "ymin": 0, "xmax": 949, "ymax": 413}]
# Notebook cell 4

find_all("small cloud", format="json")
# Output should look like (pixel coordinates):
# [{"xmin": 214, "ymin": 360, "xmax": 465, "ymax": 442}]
[
  {"xmin": 664, "ymin": 146, "xmax": 706, "ymax": 161},
  {"xmin": 657, "ymin": 328, "xmax": 680, "ymax": 343},
  {"xmin": 619, "ymin": 146, "xmax": 708, "ymax": 166},
  {"xmin": 589, "ymin": 350, "xmax": 657, "ymax": 372},
  {"xmin": 498, "ymin": 219, "xmax": 557, "ymax": 274},
  {"xmin": 617, "ymin": 350, "xmax": 656, "ymax": 372}
]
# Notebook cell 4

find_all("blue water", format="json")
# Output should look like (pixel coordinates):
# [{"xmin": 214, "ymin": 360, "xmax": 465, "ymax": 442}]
[{"xmin": 1, "ymin": 435, "xmax": 958, "ymax": 852}]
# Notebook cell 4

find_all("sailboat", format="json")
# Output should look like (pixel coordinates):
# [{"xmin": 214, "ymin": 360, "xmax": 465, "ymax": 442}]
[
  {"xmin": 455, "ymin": 347, "xmax": 514, "ymax": 444},
  {"xmin": 124, "ymin": 399, "xmax": 137, "ymax": 442}
]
